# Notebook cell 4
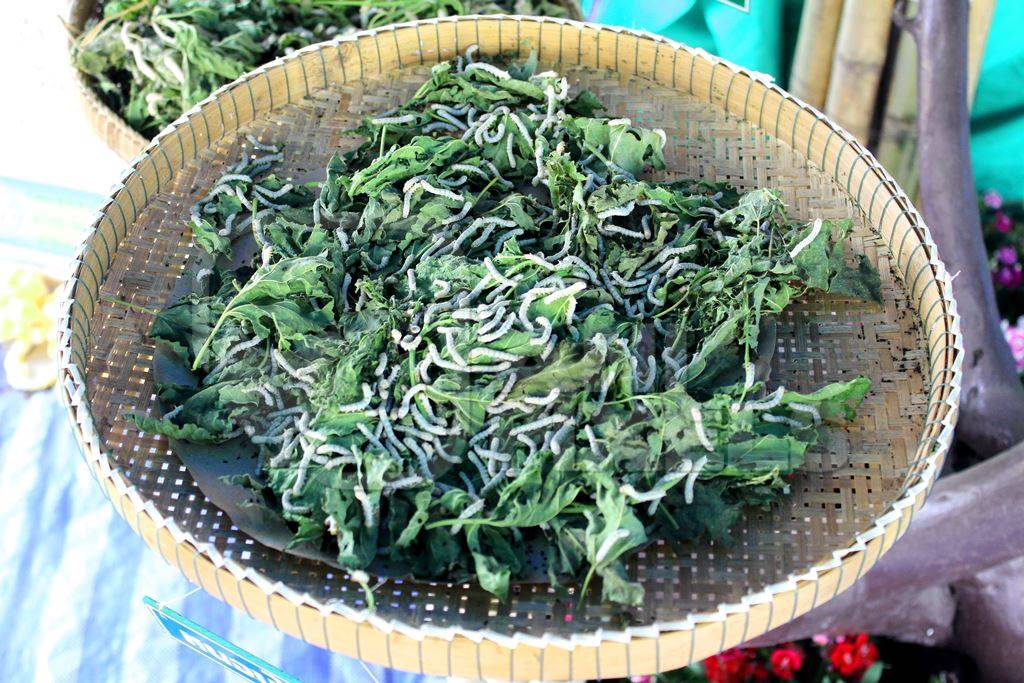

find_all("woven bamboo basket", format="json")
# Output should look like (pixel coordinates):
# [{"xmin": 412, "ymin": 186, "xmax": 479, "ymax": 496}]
[
  {"xmin": 58, "ymin": 16, "xmax": 962, "ymax": 680},
  {"xmin": 66, "ymin": 0, "xmax": 583, "ymax": 161}
]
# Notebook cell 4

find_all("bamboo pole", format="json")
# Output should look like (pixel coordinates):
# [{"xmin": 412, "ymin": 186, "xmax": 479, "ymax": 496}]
[
  {"xmin": 967, "ymin": 0, "xmax": 996, "ymax": 107},
  {"xmin": 789, "ymin": 0, "xmax": 845, "ymax": 109},
  {"xmin": 875, "ymin": 24, "xmax": 919, "ymax": 196},
  {"xmin": 824, "ymin": 0, "xmax": 896, "ymax": 143}
]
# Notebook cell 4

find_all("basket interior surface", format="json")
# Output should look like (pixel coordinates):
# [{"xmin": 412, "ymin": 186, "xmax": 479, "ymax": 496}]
[{"xmin": 76, "ymin": 49, "xmax": 930, "ymax": 641}]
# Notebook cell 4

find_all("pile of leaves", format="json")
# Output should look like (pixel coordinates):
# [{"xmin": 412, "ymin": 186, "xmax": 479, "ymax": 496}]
[
  {"xmin": 72, "ymin": 0, "xmax": 576, "ymax": 139},
  {"xmin": 136, "ymin": 52, "xmax": 880, "ymax": 608}
]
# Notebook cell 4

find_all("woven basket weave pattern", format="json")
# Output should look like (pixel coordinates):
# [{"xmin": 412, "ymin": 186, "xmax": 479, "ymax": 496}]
[{"xmin": 58, "ymin": 17, "xmax": 961, "ymax": 680}]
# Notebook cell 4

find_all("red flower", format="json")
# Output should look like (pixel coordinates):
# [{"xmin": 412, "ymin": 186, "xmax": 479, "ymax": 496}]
[
  {"xmin": 704, "ymin": 648, "xmax": 756, "ymax": 683},
  {"xmin": 828, "ymin": 633, "xmax": 879, "ymax": 679},
  {"xmin": 769, "ymin": 646, "xmax": 805, "ymax": 680},
  {"xmin": 751, "ymin": 662, "xmax": 771, "ymax": 681}
]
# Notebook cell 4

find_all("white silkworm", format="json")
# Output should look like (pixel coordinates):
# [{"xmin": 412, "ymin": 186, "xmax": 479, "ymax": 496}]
[
  {"xmin": 465, "ymin": 62, "xmax": 511, "ymax": 80},
  {"xmin": 280, "ymin": 490, "xmax": 311, "ymax": 514},
  {"xmin": 789, "ymin": 218, "xmax": 823, "ymax": 259},
  {"xmin": 657, "ymin": 245, "xmax": 697, "ymax": 262},
  {"xmin": 506, "ymin": 132, "xmax": 516, "ymax": 169},
  {"xmin": 510, "ymin": 413, "xmax": 568, "ymax": 436},
  {"xmin": 620, "ymin": 484, "xmax": 667, "ymax": 504},
  {"xmin": 371, "ymin": 114, "xmax": 416, "ymax": 125},
  {"xmin": 444, "ymin": 330, "xmax": 467, "ymax": 366},
  {"xmin": 518, "ymin": 286, "xmax": 554, "ymax": 329},
  {"xmin": 451, "ymin": 163, "xmax": 488, "ymax": 178},
  {"xmin": 394, "ymin": 423, "xmax": 434, "ymax": 441},
  {"xmin": 396, "ymin": 384, "xmax": 428, "ymax": 420},
  {"xmin": 482, "ymin": 160, "xmax": 513, "ymax": 188},
  {"xmin": 272, "ymin": 349, "xmax": 311, "ymax": 384},
  {"xmin": 597, "ymin": 200, "xmax": 636, "ymax": 220},
  {"xmin": 403, "ymin": 180, "xmax": 464, "ymax": 218},
  {"xmin": 484, "ymin": 257, "xmax": 517, "ymax": 289},
  {"xmin": 441, "ymin": 201, "xmax": 472, "ymax": 226},
  {"xmin": 403, "ymin": 437, "xmax": 433, "ymax": 480},
  {"xmin": 529, "ymin": 316, "xmax": 552, "ymax": 347},
  {"xmin": 163, "ymin": 404, "xmax": 184, "ymax": 420},
  {"xmin": 691, "ymin": 406, "xmax": 715, "ymax": 452},
  {"xmin": 516, "ymin": 433, "xmax": 538, "ymax": 456},
  {"xmin": 492, "ymin": 373, "xmax": 519, "ymax": 406},
  {"xmin": 475, "ymin": 445, "xmax": 512, "ymax": 462},
  {"xmin": 541, "ymin": 334, "xmax": 557, "ymax": 360},
  {"xmin": 245, "ymin": 134, "xmax": 279, "ymax": 152},
  {"xmin": 646, "ymin": 273, "xmax": 665, "ymax": 306},
  {"xmin": 356, "ymin": 422, "xmax": 391, "ymax": 458},
  {"xmin": 477, "ymin": 314, "xmax": 516, "ymax": 343},
  {"xmin": 234, "ymin": 185, "xmax": 252, "ymax": 211},
  {"xmin": 254, "ymin": 183, "xmax": 293, "ymax": 199},
  {"xmin": 507, "ymin": 111, "xmax": 534, "ymax": 146},
  {"xmin": 609, "ymin": 270, "xmax": 647, "ymax": 288},
  {"xmin": 449, "ymin": 498, "xmax": 486, "ymax": 535},
  {"xmin": 601, "ymin": 224, "xmax": 646, "ymax": 239},
  {"xmin": 432, "ymin": 279, "xmax": 452, "ymax": 297},
  {"xmin": 522, "ymin": 388, "xmax": 560, "ymax": 406},
  {"xmin": 548, "ymin": 420, "xmax": 575, "ymax": 455},
  {"xmin": 316, "ymin": 443, "xmax": 353, "ymax": 456},
  {"xmin": 384, "ymin": 475, "xmax": 424, "ymax": 493},
  {"xmin": 595, "ymin": 528, "xmax": 630, "ymax": 563},
  {"xmin": 743, "ymin": 362, "xmax": 756, "ymax": 390},
  {"xmin": 543, "ymin": 281, "xmax": 586, "ymax": 304},
  {"xmin": 685, "ymin": 456, "xmax": 708, "ymax": 504},
  {"xmin": 452, "ymin": 307, "xmax": 494, "ymax": 322},
  {"xmin": 744, "ymin": 386, "xmax": 786, "ymax": 411},
  {"xmin": 427, "ymin": 344, "xmax": 509, "ymax": 374},
  {"xmin": 788, "ymin": 402, "xmax": 822, "ymax": 424},
  {"xmin": 336, "ymin": 383, "xmax": 372, "ymax": 412},
  {"xmin": 763, "ymin": 414, "xmax": 807, "ymax": 429},
  {"xmin": 468, "ymin": 347, "xmax": 522, "ymax": 363}
]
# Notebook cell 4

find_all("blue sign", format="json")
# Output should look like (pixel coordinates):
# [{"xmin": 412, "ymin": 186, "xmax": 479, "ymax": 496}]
[{"xmin": 144, "ymin": 597, "xmax": 300, "ymax": 683}]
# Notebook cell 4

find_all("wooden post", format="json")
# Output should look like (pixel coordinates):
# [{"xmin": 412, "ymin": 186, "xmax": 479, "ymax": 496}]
[
  {"xmin": 789, "ymin": 0, "xmax": 845, "ymax": 109},
  {"xmin": 824, "ymin": 0, "xmax": 896, "ymax": 143}
]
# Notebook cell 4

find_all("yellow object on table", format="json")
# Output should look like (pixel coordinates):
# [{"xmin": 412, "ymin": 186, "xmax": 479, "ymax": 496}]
[{"xmin": 1, "ymin": 270, "xmax": 59, "ymax": 390}]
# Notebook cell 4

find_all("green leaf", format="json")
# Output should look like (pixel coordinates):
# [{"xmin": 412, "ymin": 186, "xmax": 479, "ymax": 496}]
[{"xmin": 191, "ymin": 218, "xmax": 233, "ymax": 258}]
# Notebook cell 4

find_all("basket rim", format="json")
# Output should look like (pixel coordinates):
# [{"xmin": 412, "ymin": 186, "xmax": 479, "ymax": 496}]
[{"xmin": 57, "ymin": 13, "xmax": 963, "ymax": 664}]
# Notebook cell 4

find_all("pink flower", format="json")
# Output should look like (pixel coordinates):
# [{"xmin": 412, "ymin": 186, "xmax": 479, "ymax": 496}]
[
  {"xmin": 1002, "ymin": 318, "xmax": 1024, "ymax": 372},
  {"xmin": 995, "ymin": 264, "xmax": 1023, "ymax": 289},
  {"xmin": 984, "ymin": 189, "xmax": 1003, "ymax": 209},
  {"xmin": 998, "ymin": 245, "xmax": 1019, "ymax": 265},
  {"xmin": 812, "ymin": 633, "xmax": 831, "ymax": 646},
  {"xmin": 995, "ymin": 211, "xmax": 1013, "ymax": 233}
]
